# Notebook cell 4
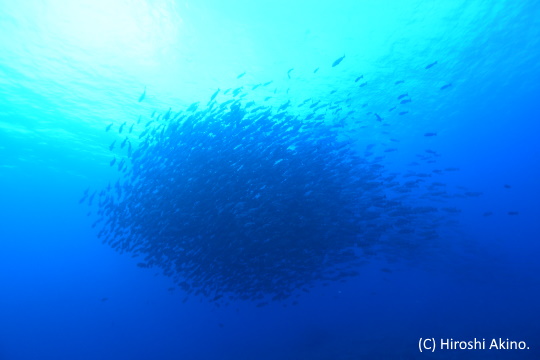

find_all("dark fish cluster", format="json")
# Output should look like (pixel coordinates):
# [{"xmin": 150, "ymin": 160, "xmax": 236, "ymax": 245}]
[
  {"xmin": 88, "ymin": 102, "xmax": 454, "ymax": 304},
  {"xmin": 83, "ymin": 59, "xmax": 473, "ymax": 305}
]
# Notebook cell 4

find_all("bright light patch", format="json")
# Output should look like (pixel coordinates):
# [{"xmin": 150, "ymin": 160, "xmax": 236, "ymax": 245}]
[{"xmin": 40, "ymin": 0, "xmax": 182, "ymax": 66}]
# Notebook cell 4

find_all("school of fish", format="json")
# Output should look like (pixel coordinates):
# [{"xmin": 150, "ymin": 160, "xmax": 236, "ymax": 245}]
[{"xmin": 81, "ymin": 57, "xmax": 491, "ymax": 306}]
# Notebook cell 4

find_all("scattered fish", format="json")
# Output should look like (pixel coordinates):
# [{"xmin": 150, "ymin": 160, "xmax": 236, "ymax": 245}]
[
  {"xmin": 397, "ymin": 93, "xmax": 408, "ymax": 100},
  {"xmin": 138, "ymin": 86, "xmax": 146, "ymax": 102},
  {"xmin": 287, "ymin": 68, "xmax": 294, "ymax": 79},
  {"xmin": 163, "ymin": 108, "xmax": 172, "ymax": 120},
  {"xmin": 210, "ymin": 89, "xmax": 220, "ymax": 101},
  {"xmin": 332, "ymin": 55, "xmax": 345, "ymax": 67},
  {"xmin": 187, "ymin": 103, "xmax": 199, "ymax": 112}
]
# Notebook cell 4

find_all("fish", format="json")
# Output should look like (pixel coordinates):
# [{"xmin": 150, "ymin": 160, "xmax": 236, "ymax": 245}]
[
  {"xmin": 399, "ymin": 111, "xmax": 408, "ymax": 116},
  {"xmin": 278, "ymin": 100, "xmax": 290, "ymax": 112},
  {"xmin": 508, "ymin": 211, "xmax": 519, "ymax": 216},
  {"xmin": 424, "ymin": 132, "xmax": 437, "ymax": 137},
  {"xmin": 109, "ymin": 140, "xmax": 116, "ymax": 151},
  {"xmin": 110, "ymin": 158, "xmax": 116, "ymax": 166},
  {"xmin": 355, "ymin": 75, "xmax": 364, "ymax": 82},
  {"xmin": 129, "ymin": 124, "xmax": 134, "ymax": 133},
  {"xmin": 395, "ymin": 80, "xmax": 404, "ymax": 85},
  {"xmin": 87, "ymin": 191, "xmax": 96, "ymax": 206},
  {"xmin": 359, "ymin": 82, "xmax": 367, "ymax": 87},
  {"xmin": 187, "ymin": 102, "xmax": 199, "ymax": 112},
  {"xmin": 117, "ymin": 159, "xmax": 126, "ymax": 172},
  {"xmin": 87, "ymin": 76, "xmax": 479, "ymax": 305},
  {"xmin": 400, "ymin": 99, "xmax": 412, "ymax": 104},
  {"xmin": 232, "ymin": 87, "xmax": 242, "ymax": 97},
  {"xmin": 397, "ymin": 93, "xmax": 408, "ymax": 100},
  {"xmin": 442, "ymin": 207, "xmax": 461, "ymax": 213},
  {"xmin": 332, "ymin": 55, "xmax": 345, "ymax": 67},
  {"xmin": 299, "ymin": 98, "xmax": 311, "ymax": 107},
  {"xmin": 210, "ymin": 89, "xmax": 220, "ymax": 101},
  {"xmin": 163, "ymin": 107, "xmax": 172, "ymax": 120},
  {"xmin": 236, "ymin": 72, "xmax": 246, "ymax": 79},
  {"xmin": 78, "ymin": 192, "xmax": 88, "ymax": 204},
  {"xmin": 105, "ymin": 123, "xmax": 113, "ymax": 132},
  {"xmin": 138, "ymin": 86, "xmax": 146, "ymax": 102},
  {"xmin": 313, "ymin": 67, "xmax": 319, "ymax": 73},
  {"xmin": 503, "ymin": 184, "xmax": 511, "ymax": 189},
  {"xmin": 119, "ymin": 122, "xmax": 126, "ymax": 134},
  {"xmin": 425, "ymin": 61, "xmax": 437, "ymax": 69},
  {"xmin": 440, "ymin": 83, "xmax": 452, "ymax": 90},
  {"xmin": 287, "ymin": 68, "xmax": 294, "ymax": 79}
]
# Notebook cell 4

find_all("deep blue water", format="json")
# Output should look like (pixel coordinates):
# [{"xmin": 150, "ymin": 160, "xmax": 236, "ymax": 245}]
[{"xmin": 0, "ymin": 0, "xmax": 539, "ymax": 359}]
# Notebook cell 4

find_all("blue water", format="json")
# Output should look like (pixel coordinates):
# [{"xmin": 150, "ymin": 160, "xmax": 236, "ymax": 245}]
[{"xmin": 1, "ymin": 0, "xmax": 539, "ymax": 359}]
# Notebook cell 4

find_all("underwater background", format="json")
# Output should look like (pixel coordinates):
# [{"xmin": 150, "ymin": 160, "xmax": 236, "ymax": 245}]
[{"xmin": 0, "ymin": 0, "xmax": 539, "ymax": 359}]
